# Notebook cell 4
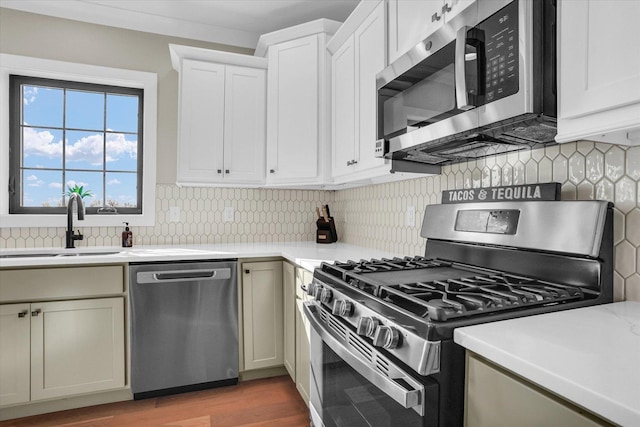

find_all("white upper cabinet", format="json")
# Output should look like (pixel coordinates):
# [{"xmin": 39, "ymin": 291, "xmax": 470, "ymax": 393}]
[
  {"xmin": 330, "ymin": 1, "xmax": 388, "ymax": 183},
  {"xmin": 257, "ymin": 20, "xmax": 340, "ymax": 186},
  {"xmin": 556, "ymin": 0, "xmax": 640, "ymax": 146},
  {"xmin": 170, "ymin": 45, "xmax": 267, "ymax": 186},
  {"xmin": 388, "ymin": 0, "xmax": 476, "ymax": 63}
]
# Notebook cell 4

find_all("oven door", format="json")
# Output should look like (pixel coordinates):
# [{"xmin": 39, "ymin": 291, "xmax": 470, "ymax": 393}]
[{"xmin": 305, "ymin": 303, "xmax": 438, "ymax": 427}]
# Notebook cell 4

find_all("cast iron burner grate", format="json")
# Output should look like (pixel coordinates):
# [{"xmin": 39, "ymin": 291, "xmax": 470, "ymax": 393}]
[
  {"xmin": 320, "ymin": 256, "xmax": 586, "ymax": 321},
  {"xmin": 377, "ymin": 273, "xmax": 584, "ymax": 321}
]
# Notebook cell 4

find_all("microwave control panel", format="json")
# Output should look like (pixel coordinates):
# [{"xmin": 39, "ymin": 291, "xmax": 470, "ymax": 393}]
[{"xmin": 479, "ymin": 0, "xmax": 519, "ymax": 104}]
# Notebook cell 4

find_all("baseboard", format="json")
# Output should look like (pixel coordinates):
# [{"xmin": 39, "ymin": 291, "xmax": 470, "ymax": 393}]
[
  {"xmin": 239, "ymin": 366, "xmax": 288, "ymax": 381},
  {"xmin": 0, "ymin": 388, "xmax": 133, "ymax": 421}
]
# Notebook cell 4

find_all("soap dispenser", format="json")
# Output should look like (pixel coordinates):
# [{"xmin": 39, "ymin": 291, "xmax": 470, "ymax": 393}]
[{"xmin": 122, "ymin": 222, "xmax": 133, "ymax": 248}]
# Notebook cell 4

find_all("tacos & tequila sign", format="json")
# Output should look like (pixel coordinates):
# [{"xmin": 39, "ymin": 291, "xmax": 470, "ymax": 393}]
[{"xmin": 442, "ymin": 183, "xmax": 560, "ymax": 204}]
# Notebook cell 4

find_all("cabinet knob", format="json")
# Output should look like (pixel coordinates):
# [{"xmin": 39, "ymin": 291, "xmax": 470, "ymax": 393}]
[
  {"xmin": 225, "ymin": 169, "xmax": 230, "ymax": 174},
  {"xmin": 431, "ymin": 12, "xmax": 441, "ymax": 22},
  {"xmin": 217, "ymin": 169, "xmax": 222, "ymax": 174},
  {"xmin": 270, "ymin": 169, "xmax": 276, "ymax": 173},
  {"xmin": 31, "ymin": 309, "xmax": 41, "ymax": 317},
  {"xmin": 245, "ymin": 269, "xmax": 250, "ymax": 274},
  {"xmin": 18, "ymin": 310, "xmax": 28, "ymax": 318},
  {"xmin": 346, "ymin": 160, "xmax": 352, "ymax": 166},
  {"xmin": 352, "ymin": 160, "xmax": 358, "ymax": 165},
  {"xmin": 442, "ymin": 3, "xmax": 452, "ymax": 13}
]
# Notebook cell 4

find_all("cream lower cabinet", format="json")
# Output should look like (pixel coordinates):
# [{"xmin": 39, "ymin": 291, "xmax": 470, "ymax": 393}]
[
  {"xmin": 283, "ymin": 262, "xmax": 296, "ymax": 379},
  {"xmin": 0, "ymin": 304, "xmax": 30, "ymax": 406},
  {"xmin": 31, "ymin": 298, "xmax": 125, "ymax": 401},
  {"xmin": 242, "ymin": 261, "xmax": 284, "ymax": 371},
  {"xmin": 294, "ymin": 267, "xmax": 313, "ymax": 405},
  {"xmin": 0, "ymin": 298, "xmax": 125, "ymax": 407},
  {"xmin": 0, "ymin": 265, "xmax": 126, "ymax": 411},
  {"xmin": 465, "ymin": 352, "xmax": 614, "ymax": 427}
]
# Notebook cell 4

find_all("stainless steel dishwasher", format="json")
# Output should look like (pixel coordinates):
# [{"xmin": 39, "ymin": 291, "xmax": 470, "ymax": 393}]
[{"xmin": 129, "ymin": 260, "xmax": 238, "ymax": 399}]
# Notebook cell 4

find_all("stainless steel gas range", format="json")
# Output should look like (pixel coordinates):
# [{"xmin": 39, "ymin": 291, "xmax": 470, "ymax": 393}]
[{"xmin": 304, "ymin": 200, "xmax": 613, "ymax": 427}]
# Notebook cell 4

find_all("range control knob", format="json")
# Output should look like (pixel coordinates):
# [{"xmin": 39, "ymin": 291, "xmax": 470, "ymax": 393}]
[
  {"xmin": 320, "ymin": 288, "xmax": 333, "ymax": 304},
  {"xmin": 306, "ymin": 282, "xmax": 317, "ymax": 297},
  {"xmin": 356, "ymin": 316, "xmax": 380, "ymax": 338},
  {"xmin": 313, "ymin": 285, "xmax": 323, "ymax": 301},
  {"xmin": 331, "ymin": 300, "xmax": 354, "ymax": 317},
  {"xmin": 373, "ymin": 326, "xmax": 401, "ymax": 349}
]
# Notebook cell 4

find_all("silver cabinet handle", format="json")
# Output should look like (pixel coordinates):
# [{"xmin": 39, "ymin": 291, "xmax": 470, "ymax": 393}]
[
  {"xmin": 18, "ymin": 310, "xmax": 28, "ymax": 318},
  {"xmin": 31, "ymin": 309, "xmax": 41, "ymax": 317}
]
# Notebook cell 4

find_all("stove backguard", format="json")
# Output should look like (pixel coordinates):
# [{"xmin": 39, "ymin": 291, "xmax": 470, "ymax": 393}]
[{"xmin": 422, "ymin": 201, "xmax": 614, "ymax": 302}]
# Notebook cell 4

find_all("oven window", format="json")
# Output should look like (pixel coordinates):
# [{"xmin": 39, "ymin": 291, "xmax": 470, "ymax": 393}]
[{"xmin": 318, "ymin": 342, "xmax": 424, "ymax": 427}]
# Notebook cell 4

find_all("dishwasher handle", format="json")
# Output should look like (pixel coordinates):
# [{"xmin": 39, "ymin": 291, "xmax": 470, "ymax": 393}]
[{"xmin": 136, "ymin": 268, "xmax": 231, "ymax": 284}]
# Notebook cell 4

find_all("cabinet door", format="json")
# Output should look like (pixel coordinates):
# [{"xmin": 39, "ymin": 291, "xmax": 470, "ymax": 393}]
[
  {"xmin": 0, "ymin": 304, "xmax": 30, "ymax": 406},
  {"xmin": 388, "ymin": 0, "xmax": 444, "ymax": 63},
  {"xmin": 283, "ymin": 261, "xmax": 296, "ymax": 380},
  {"xmin": 465, "ymin": 353, "xmax": 613, "ymax": 427},
  {"xmin": 295, "ymin": 297, "xmax": 311, "ymax": 406},
  {"xmin": 224, "ymin": 66, "xmax": 266, "ymax": 184},
  {"xmin": 331, "ymin": 36, "xmax": 357, "ymax": 179},
  {"xmin": 30, "ymin": 298, "xmax": 125, "ymax": 401},
  {"xmin": 557, "ymin": 0, "xmax": 640, "ymax": 145},
  {"xmin": 242, "ymin": 261, "xmax": 284, "ymax": 370},
  {"xmin": 177, "ymin": 59, "xmax": 225, "ymax": 183},
  {"xmin": 355, "ymin": 1, "xmax": 387, "ymax": 172},
  {"xmin": 266, "ymin": 34, "xmax": 320, "ymax": 184}
]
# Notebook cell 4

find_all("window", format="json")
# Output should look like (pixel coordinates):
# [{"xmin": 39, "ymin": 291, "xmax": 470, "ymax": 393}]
[
  {"xmin": 1, "ymin": 53, "xmax": 157, "ymax": 228},
  {"xmin": 9, "ymin": 75, "xmax": 143, "ymax": 214}
]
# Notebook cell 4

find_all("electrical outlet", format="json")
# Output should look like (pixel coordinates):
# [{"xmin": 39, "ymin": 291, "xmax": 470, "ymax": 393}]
[
  {"xmin": 406, "ymin": 206, "xmax": 416, "ymax": 227},
  {"xmin": 224, "ymin": 206, "xmax": 234, "ymax": 222},
  {"xmin": 169, "ymin": 206, "xmax": 180, "ymax": 222}
]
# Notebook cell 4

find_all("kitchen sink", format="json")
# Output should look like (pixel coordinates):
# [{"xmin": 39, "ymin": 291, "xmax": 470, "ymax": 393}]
[
  {"xmin": 0, "ymin": 251, "xmax": 121, "ymax": 259},
  {"xmin": 0, "ymin": 253, "xmax": 59, "ymax": 259}
]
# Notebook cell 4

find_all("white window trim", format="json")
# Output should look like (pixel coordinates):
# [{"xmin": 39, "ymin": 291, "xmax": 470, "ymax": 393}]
[{"xmin": 0, "ymin": 53, "xmax": 157, "ymax": 228}]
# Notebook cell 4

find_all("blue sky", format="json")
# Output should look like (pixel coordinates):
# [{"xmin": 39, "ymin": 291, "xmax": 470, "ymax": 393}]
[{"xmin": 21, "ymin": 85, "xmax": 139, "ymax": 207}]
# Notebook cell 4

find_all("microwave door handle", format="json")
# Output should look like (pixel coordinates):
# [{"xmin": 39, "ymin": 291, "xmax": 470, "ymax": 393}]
[
  {"xmin": 455, "ymin": 26, "xmax": 485, "ymax": 110},
  {"xmin": 455, "ymin": 26, "xmax": 472, "ymax": 110},
  {"xmin": 304, "ymin": 303, "xmax": 425, "ymax": 415}
]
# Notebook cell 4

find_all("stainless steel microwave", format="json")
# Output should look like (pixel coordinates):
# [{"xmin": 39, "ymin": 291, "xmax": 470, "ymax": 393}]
[{"xmin": 376, "ymin": 0, "xmax": 556, "ymax": 168}]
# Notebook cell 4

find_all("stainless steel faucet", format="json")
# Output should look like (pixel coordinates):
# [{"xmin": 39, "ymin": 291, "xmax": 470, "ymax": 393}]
[{"xmin": 66, "ymin": 193, "xmax": 85, "ymax": 248}]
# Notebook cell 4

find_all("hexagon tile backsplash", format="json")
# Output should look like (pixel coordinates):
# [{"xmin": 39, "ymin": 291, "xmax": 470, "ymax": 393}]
[
  {"xmin": 332, "ymin": 141, "xmax": 640, "ymax": 302},
  {"xmin": 1, "ymin": 141, "xmax": 638, "ymax": 302}
]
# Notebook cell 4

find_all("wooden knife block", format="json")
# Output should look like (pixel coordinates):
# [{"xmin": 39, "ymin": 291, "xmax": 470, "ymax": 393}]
[{"xmin": 316, "ymin": 218, "xmax": 338, "ymax": 244}]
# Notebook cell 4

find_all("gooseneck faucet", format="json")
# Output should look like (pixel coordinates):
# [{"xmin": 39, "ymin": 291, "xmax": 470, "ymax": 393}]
[{"xmin": 66, "ymin": 193, "xmax": 85, "ymax": 249}]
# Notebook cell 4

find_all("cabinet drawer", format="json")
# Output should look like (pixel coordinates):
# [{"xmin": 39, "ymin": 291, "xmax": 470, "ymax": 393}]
[{"xmin": 0, "ymin": 265, "xmax": 124, "ymax": 302}]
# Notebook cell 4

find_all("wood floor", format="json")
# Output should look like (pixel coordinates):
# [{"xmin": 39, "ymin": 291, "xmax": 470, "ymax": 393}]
[{"xmin": 0, "ymin": 376, "xmax": 309, "ymax": 427}]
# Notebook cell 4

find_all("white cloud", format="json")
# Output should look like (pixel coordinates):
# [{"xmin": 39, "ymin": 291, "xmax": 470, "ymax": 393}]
[
  {"xmin": 27, "ymin": 179, "xmax": 45, "ymax": 187},
  {"xmin": 107, "ymin": 178, "xmax": 121, "ymax": 185},
  {"xmin": 23, "ymin": 87, "xmax": 38, "ymax": 105},
  {"xmin": 65, "ymin": 180, "xmax": 89, "ymax": 188},
  {"xmin": 23, "ymin": 127, "xmax": 62, "ymax": 157},
  {"xmin": 23, "ymin": 128, "xmax": 137, "ymax": 166},
  {"xmin": 26, "ymin": 174, "xmax": 38, "ymax": 181},
  {"xmin": 49, "ymin": 182, "xmax": 63, "ymax": 189}
]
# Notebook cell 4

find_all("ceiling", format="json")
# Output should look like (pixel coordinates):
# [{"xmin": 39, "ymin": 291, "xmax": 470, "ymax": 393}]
[{"xmin": 0, "ymin": 0, "xmax": 360, "ymax": 49}]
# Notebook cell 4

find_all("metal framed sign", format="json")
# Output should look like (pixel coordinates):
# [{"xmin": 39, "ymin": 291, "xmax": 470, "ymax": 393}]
[{"xmin": 442, "ymin": 183, "xmax": 561, "ymax": 204}]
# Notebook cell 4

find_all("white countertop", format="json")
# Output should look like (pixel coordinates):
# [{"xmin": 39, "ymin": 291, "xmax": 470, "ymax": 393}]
[
  {"xmin": 0, "ymin": 241, "xmax": 403, "ymax": 272},
  {"xmin": 454, "ymin": 302, "xmax": 640, "ymax": 427}
]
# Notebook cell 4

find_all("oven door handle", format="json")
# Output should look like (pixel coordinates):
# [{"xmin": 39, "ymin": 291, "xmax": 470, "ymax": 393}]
[{"xmin": 304, "ymin": 303, "xmax": 425, "ymax": 416}]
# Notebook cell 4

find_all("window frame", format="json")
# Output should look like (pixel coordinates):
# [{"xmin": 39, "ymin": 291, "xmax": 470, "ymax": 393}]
[
  {"xmin": 9, "ymin": 75, "xmax": 144, "ymax": 215},
  {"xmin": 0, "ymin": 53, "xmax": 157, "ymax": 228}
]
